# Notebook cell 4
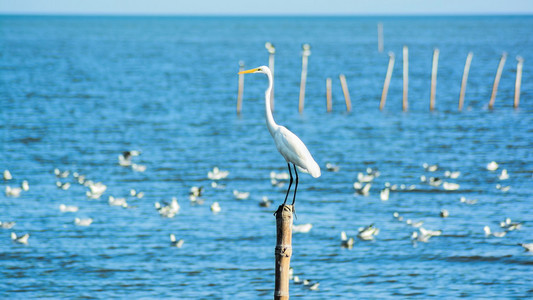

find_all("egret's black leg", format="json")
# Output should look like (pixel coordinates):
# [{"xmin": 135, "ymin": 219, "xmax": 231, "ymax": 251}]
[
  {"xmin": 282, "ymin": 163, "xmax": 293, "ymax": 205},
  {"xmin": 291, "ymin": 164, "xmax": 299, "ymax": 206}
]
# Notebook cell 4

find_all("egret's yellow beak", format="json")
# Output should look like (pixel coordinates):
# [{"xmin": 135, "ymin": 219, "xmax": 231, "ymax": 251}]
[{"xmin": 238, "ymin": 68, "xmax": 260, "ymax": 74}]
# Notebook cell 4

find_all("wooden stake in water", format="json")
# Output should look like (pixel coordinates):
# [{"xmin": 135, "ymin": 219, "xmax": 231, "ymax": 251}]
[
  {"xmin": 458, "ymin": 52, "xmax": 473, "ymax": 111},
  {"xmin": 274, "ymin": 205, "xmax": 293, "ymax": 300},
  {"xmin": 380, "ymin": 51, "xmax": 395, "ymax": 110},
  {"xmin": 377, "ymin": 22, "xmax": 384, "ymax": 53},
  {"xmin": 514, "ymin": 56, "xmax": 524, "ymax": 109},
  {"xmin": 402, "ymin": 46, "xmax": 409, "ymax": 111},
  {"xmin": 266, "ymin": 42, "xmax": 276, "ymax": 112},
  {"xmin": 430, "ymin": 48, "xmax": 440, "ymax": 111},
  {"xmin": 326, "ymin": 78, "xmax": 332, "ymax": 112},
  {"xmin": 339, "ymin": 74, "xmax": 352, "ymax": 112},
  {"xmin": 237, "ymin": 61, "xmax": 245, "ymax": 115},
  {"xmin": 489, "ymin": 52, "xmax": 507, "ymax": 110},
  {"xmin": 298, "ymin": 44, "xmax": 311, "ymax": 113}
]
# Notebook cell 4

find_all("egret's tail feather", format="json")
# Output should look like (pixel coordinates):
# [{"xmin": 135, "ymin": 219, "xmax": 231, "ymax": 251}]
[{"xmin": 308, "ymin": 162, "xmax": 321, "ymax": 178}]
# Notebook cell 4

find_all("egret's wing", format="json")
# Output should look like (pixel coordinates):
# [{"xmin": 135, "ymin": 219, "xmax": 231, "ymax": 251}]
[{"xmin": 274, "ymin": 126, "xmax": 321, "ymax": 177}]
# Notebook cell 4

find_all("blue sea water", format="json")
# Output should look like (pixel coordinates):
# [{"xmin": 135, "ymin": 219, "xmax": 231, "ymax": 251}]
[{"xmin": 1, "ymin": 15, "xmax": 532, "ymax": 299}]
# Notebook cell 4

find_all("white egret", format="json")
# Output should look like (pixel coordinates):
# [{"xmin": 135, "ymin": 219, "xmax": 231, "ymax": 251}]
[{"xmin": 238, "ymin": 66, "xmax": 320, "ymax": 207}]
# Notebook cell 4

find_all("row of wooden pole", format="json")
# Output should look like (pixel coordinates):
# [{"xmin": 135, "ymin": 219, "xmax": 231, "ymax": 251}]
[{"xmin": 237, "ymin": 47, "xmax": 524, "ymax": 114}]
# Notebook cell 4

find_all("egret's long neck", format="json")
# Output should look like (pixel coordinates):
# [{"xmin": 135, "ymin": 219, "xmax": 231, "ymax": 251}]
[{"xmin": 264, "ymin": 69, "xmax": 277, "ymax": 135}]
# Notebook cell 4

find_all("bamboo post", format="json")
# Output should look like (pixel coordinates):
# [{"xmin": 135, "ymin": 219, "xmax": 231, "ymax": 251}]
[
  {"xmin": 377, "ymin": 22, "xmax": 384, "ymax": 53},
  {"xmin": 402, "ymin": 46, "xmax": 409, "ymax": 111},
  {"xmin": 514, "ymin": 56, "xmax": 524, "ymax": 109},
  {"xmin": 489, "ymin": 52, "xmax": 507, "ymax": 110},
  {"xmin": 266, "ymin": 42, "xmax": 276, "ymax": 112},
  {"xmin": 298, "ymin": 44, "xmax": 311, "ymax": 113},
  {"xmin": 430, "ymin": 48, "xmax": 440, "ymax": 111},
  {"xmin": 237, "ymin": 61, "xmax": 245, "ymax": 115},
  {"xmin": 380, "ymin": 51, "xmax": 395, "ymax": 110},
  {"xmin": 274, "ymin": 205, "xmax": 293, "ymax": 300},
  {"xmin": 339, "ymin": 74, "xmax": 352, "ymax": 112},
  {"xmin": 326, "ymin": 78, "xmax": 332, "ymax": 112},
  {"xmin": 458, "ymin": 52, "xmax": 473, "ymax": 111}
]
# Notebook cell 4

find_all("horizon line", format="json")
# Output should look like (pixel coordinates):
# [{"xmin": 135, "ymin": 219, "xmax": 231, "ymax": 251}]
[{"xmin": 1, "ymin": 12, "xmax": 533, "ymax": 17}]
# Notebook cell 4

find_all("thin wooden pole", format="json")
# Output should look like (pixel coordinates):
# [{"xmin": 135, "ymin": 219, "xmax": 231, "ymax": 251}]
[
  {"xmin": 402, "ymin": 46, "xmax": 409, "ymax": 111},
  {"xmin": 514, "ymin": 56, "xmax": 524, "ymax": 109},
  {"xmin": 298, "ymin": 44, "xmax": 311, "ymax": 113},
  {"xmin": 430, "ymin": 48, "xmax": 440, "ymax": 111},
  {"xmin": 489, "ymin": 52, "xmax": 507, "ymax": 110},
  {"xmin": 237, "ymin": 61, "xmax": 244, "ymax": 115},
  {"xmin": 266, "ymin": 42, "xmax": 276, "ymax": 112},
  {"xmin": 458, "ymin": 52, "xmax": 473, "ymax": 111},
  {"xmin": 274, "ymin": 205, "xmax": 293, "ymax": 300},
  {"xmin": 326, "ymin": 78, "xmax": 332, "ymax": 112},
  {"xmin": 377, "ymin": 22, "xmax": 384, "ymax": 53},
  {"xmin": 339, "ymin": 74, "xmax": 352, "ymax": 112},
  {"xmin": 380, "ymin": 52, "xmax": 395, "ymax": 110}
]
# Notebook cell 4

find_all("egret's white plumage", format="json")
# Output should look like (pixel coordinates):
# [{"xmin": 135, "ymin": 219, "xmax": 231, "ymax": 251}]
[{"xmin": 239, "ymin": 66, "xmax": 320, "ymax": 205}]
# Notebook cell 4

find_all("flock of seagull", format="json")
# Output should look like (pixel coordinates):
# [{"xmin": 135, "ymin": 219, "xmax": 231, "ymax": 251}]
[
  {"xmin": 337, "ymin": 160, "xmax": 530, "ymax": 251},
  {"xmin": 2, "ymin": 152, "xmax": 531, "ymax": 293}
]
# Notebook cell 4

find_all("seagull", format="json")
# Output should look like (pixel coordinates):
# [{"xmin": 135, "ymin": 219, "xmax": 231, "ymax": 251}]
[
  {"xmin": 259, "ymin": 196, "xmax": 273, "ymax": 207},
  {"xmin": 442, "ymin": 182, "xmax": 460, "ymax": 191},
  {"xmin": 170, "ymin": 234, "xmax": 184, "ymax": 248},
  {"xmin": 411, "ymin": 228, "xmax": 441, "ymax": 243},
  {"xmin": 118, "ymin": 150, "xmax": 140, "ymax": 167},
  {"xmin": 130, "ymin": 189, "xmax": 145, "ymax": 198},
  {"xmin": 54, "ymin": 168, "xmax": 70, "ymax": 178},
  {"xmin": 444, "ymin": 170, "xmax": 461, "ymax": 179},
  {"xmin": 155, "ymin": 197, "xmax": 180, "ymax": 218},
  {"xmin": 496, "ymin": 184, "xmax": 510, "ymax": 192},
  {"xmin": 486, "ymin": 161, "xmax": 499, "ymax": 171},
  {"xmin": 440, "ymin": 209, "xmax": 449, "ymax": 218},
  {"xmin": 341, "ymin": 231, "xmax": 354, "ymax": 248},
  {"xmin": 211, "ymin": 181, "xmax": 226, "ymax": 189},
  {"xmin": 428, "ymin": 177, "xmax": 442, "ymax": 187},
  {"xmin": 357, "ymin": 172, "xmax": 374, "ymax": 183},
  {"xmin": 484, "ymin": 225, "xmax": 506, "ymax": 238},
  {"xmin": 207, "ymin": 167, "xmax": 229, "ymax": 180},
  {"xmin": 5, "ymin": 186, "xmax": 22, "ymax": 197},
  {"xmin": 270, "ymin": 171, "xmax": 290, "ymax": 181},
  {"xmin": 3, "ymin": 170, "xmax": 13, "ymax": 181},
  {"xmin": 0, "ymin": 221, "xmax": 16, "ymax": 229},
  {"xmin": 357, "ymin": 224, "xmax": 379, "ymax": 240},
  {"xmin": 498, "ymin": 169, "xmax": 509, "ymax": 180},
  {"xmin": 325, "ymin": 163, "xmax": 340, "ymax": 172},
  {"xmin": 353, "ymin": 182, "xmax": 371, "ymax": 196},
  {"xmin": 210, "ymin": 202, "xmax": 221, "ymax": 213},
  {"xmin": 233, "ymin": 190, "xmax": 250, "ymax": 200},
  {"xmin": 75, "ymin": 218, "xmax": 93, "ymax": 226},
  {"xmin": 21, "ymin": 180, "xmax": 29, "ymax": 191},
  {"xmin": 11, "ymin": 232, "xmax": 29, "ymax": 244},
  {"xmin": 380, "ymin": 188, "xmax": 390, "ymax": 201},
  {"xmin": 519, "ymin": 243, "xmax": 533, "ymax": 252},
  {"xmin": 406, "ymin": 219, "xmax": 424, "ymax": 228},
  {"xmin": 189, "ymin": 186, "xmax": 203, "ymax": 198},
  {"xmin": 460, "ymin": 196, "xmax": 477, "ymax": 205},
  {"xmin": 309, "ymin": 282, "xmax": 320, "ymax": 291},
  {"xmin": 108, "ymin": 196, "xmax": 128, "ymax": 207},
  {"xmin": 56, "ymin": 181, "xmax": 71, "ymax": 190},
  {"xmin": 270, "ymin": 178, "xmax": 286, "ymax": 188},
  {"xmin": 59, "ymin": 204, "xmax": 79, "ymax": 213},
  {"xmin": 500, "ymin": 218, "xmax": 522, "ymax": 231},
  {"xmin": 86, "ymin": 182, "xmax": 107, "ymax": 199},
  {"xmin": 423, "ymin": 163, "xmax": 438, "ymax": 172},
  {"xmin": 292, "ymin": 223, "xmax": 312, "ymax": 233},
  {"xmin": 131, "ymin": 164, "xmax": 146, "ymax": 172}
]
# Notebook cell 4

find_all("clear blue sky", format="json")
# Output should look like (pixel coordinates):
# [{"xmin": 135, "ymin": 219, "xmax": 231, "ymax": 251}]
[{"xmin": 1, "ymin": 0, "xmax": 532, "ymax": 15}]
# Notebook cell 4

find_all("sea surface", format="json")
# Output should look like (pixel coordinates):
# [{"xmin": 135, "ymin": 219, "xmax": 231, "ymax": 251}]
[{"xmin": 1, "ymin": 15, "xmax": 532, "ymax": 299}]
